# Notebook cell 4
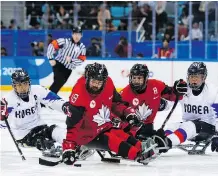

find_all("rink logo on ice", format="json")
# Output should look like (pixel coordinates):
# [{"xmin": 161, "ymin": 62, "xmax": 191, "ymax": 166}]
[
  {"xmin": 15, "ymin": 107, "xmax": 36, "ymax": 118},
  {"xmin": 184, "ymin": 104, "xmax": 209, "ymax": 114}
]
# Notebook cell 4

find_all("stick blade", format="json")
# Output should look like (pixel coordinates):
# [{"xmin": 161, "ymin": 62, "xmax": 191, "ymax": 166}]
[{"xmin": 39, "ymin": 158, "xmax": 61, "ymax": 166}]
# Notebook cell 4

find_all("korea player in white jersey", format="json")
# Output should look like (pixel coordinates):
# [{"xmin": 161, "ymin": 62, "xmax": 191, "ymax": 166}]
[
  {"xmin": 0, "ymin": 69, "xmax": 78, "ymax": 157},
  {"xmin": 164, "ymin": 62, "xmax": 218, "ymax": 152}
]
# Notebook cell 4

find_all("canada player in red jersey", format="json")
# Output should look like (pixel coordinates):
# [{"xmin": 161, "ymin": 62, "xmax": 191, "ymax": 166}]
[
  {"xmin": 61, "ymin": 63, "xmax": 158, "ymax": 165},
  {"xmin": 120, "ymin": 64, "xmax": 187, "ymax": 141}
]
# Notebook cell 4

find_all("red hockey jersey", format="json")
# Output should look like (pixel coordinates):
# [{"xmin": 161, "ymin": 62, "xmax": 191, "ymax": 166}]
[{"xmin": 120, "ymin": 79, "xmax": 178, "ymax": 124}]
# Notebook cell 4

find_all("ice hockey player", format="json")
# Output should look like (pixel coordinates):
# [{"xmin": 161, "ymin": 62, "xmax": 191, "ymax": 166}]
[
  {"xmin": 0, "ymin": 69, "xmax": 76, "ymax": 157},
  {"xmin": 62, "ymin": 63, "xmax": 158, "ymax": 165},
  {"xmin": 119, "ymin": 63, "xmax": 187, "ymax": 143},
  {"xmin": 164, "ymin": 62, "xmax": 218, "ymax": 152}
]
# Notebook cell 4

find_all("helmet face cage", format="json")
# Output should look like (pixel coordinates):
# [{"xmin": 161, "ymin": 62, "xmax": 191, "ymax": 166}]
[
  {"xmin": 86, "ymin": 63, "xmax": 108, "ymax": 94},
  {"xmin": 187, "ymin": 62, "xmax": 207, "ymax": 90},
  {"xmin": 11, "ymin": 69, "xmax": 31, "ymax": 99},
  {"xmin": 129, "ymin": 64, "xmax": 149, "ymax": 93}
]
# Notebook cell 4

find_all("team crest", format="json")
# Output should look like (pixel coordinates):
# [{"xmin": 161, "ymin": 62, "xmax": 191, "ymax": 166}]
[
  {"xmin": 93, "ymin": 105, "xmax": 111, "ymax": 126},
  {"xmin": 90, "ymin": 100, "xmax": 96, "ymax": 108},
  {"xmin": 135, "ymin": 103, "xmax": 153, "ymax": 120},
  {"xmin": 132, "ymin": 98, "xmax": 139, "ymax": 106}
]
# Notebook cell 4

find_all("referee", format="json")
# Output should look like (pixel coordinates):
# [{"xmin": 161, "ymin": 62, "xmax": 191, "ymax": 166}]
[{"xmin": 47, "ymin": 27, "xmax": 86, "ymax": 94}]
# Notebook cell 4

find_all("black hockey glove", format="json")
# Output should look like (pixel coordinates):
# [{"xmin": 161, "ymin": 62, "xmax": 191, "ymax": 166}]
[
  {"xmin": 124, "ymin": 107, "xmax": 141, "ymax": 126},
  {"xmin": 173, "ymin": 79, "xmax": 187, "ymax": 96},
  {"xmin": 154, "ymin": 128, "xmax": 172, "ymax": 153},
  {"xmin": 62, "ymin": 150, "xmax": 76, "ymax": 165},
  {"xmin": 62, "ymin": 139, "xmax": 77, "ymax": 165},
  {"xmin": 211, "ymin": 137, "xmax": 218, "ymax": 152}
]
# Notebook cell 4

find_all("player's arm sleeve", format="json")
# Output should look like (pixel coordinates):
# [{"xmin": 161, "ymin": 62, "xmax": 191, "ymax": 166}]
[
  {"xmin": 4, "ymin": 97, "xmax": 14, "ymax": 116},
  {"xmin": 70, "ymin": 44, "xmax": 86, "ymax": 69},
  {"xmin": 66, "ymin": 104, "xmax": 85, "ymax": 128},
  {"xmin": 47, "ymin": 38, "xmax": 66, "ymax": 60},
  {"xmin": 111, "ymin": 88, "xmax": 130, "ymax": 118},
  {"xmin": 37, "ymin": 86, "xmax": 66, "ymax": 112}
]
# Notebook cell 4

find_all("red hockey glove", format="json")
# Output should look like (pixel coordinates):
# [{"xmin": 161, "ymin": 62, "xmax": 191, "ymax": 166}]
[{"xmin": 1, "ymin": 98, "xmax": 9, "ymax": 121}]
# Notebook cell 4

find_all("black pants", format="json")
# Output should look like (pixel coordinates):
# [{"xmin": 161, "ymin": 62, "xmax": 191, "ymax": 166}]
[{"xmin": 49, "ymin": 61, "xmax": 72, "ymax": 94}]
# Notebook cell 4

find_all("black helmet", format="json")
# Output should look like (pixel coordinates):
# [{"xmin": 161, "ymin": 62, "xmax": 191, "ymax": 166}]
[
  {"xmin": 187, "ymin": 62, "xmax": 207, "ymax": 90},
  {"xmin": 72, "ymin": 26, "xmax": 82, "ymax": 34},
  {"xmin": 11, "ymin": 69, "xmax": 31, "ymax": 98},
  {"xmin": 129, "ymin": 64, "xmax": 149, "ymax": 93},
  {"xmin": 86, "ymin": 63, "xmax": 108, "ymax": 94},
  {"xmin": 84, "ymin": 64, "xmax": 92, "ymax": 79}
]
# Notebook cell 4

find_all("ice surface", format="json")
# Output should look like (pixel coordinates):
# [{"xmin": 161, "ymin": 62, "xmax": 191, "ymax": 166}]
[{"xmin": 1, "ymin": 92, "xmax": 218, "ymax": 176}]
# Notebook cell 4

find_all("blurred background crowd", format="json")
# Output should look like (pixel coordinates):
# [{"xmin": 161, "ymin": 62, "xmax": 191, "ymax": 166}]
[{"xmin": 1, "ymin": 1, "xmax": 218, "ymax": 59}]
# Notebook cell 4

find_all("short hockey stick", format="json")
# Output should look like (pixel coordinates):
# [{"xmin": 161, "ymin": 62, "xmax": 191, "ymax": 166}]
[{"xmin": 5, "ymin": 119, "xmax": 26, "ymax": 160}]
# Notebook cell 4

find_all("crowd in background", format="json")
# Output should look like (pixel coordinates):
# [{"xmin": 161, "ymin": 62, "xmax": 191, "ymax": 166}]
[
  {"xmin": 1, "ymin": 1, "xmax": 217, "ymax": 41},
  {"xmin": 1, "ymin": 1, "xmax": 218, "ymax": 58}
]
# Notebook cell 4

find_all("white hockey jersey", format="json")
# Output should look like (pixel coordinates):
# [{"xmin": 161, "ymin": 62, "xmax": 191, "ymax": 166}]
[
  {"xmin": 180, "ymin": 83, "xmax": 218, "ymax": 126},
  {"xmin": 4, "ymin": 85, "xmax": 66, "ymax": 140}
]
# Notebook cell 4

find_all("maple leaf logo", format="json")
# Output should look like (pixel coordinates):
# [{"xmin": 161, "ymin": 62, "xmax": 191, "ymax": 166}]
[
  {"xmin": 93, "ymin": 105, "xmax": 111, "ymax": 126},
  {"xmin": 135, "ymin": 103, "xmax": 152, "ymax": 120}
]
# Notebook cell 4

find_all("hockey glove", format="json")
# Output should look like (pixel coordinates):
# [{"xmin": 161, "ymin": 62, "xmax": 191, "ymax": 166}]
[
  {"xmin": 211, "ymin": 137, "xmax": 218, "ymax": 152},
  {"xmin": 62, "ymin": 139, "xmax": 77, "ymax": 165},
  {"xmin": 62, "ymin": 102, "xmax": 73, "ymax": 117},
  {"xmin": 0, "ymin": 98, "xmax": 9, "ymax": 121},
  {"xmin": 154, "ymin": 128, "xmax": 172, "ymax": 153},
  {"xmin": 173, "ymin": 79, "xmax": 187, "ymax": 96},
  {"xmin": 124, "ymin": 107, "xmax": 141, "ymax": 126}
]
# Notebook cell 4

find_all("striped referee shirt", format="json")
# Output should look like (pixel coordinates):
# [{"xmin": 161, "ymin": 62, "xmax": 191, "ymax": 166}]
[{"xmin": 47, "ymin": 38, "xmax": 86, "ymax": 70}]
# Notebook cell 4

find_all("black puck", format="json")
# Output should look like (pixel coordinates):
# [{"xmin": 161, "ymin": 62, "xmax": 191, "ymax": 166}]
[{"xmin": 74, "ymin": 164, "xmax": 82, "ymax": 167}]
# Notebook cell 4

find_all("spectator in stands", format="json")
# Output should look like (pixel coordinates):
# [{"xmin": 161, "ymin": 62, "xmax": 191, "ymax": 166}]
[
  {"xmin": 164, "ymin": 22, "xmax": 174, "ymax": 41},
  {"xmin": 8, "ymin": 19, "xmax": 20, "ymax": 30},
  {"xmin": 1, "ymin": 47, "xmax": 7, "ymax": 56},
  {"xmin": 82, "ymin": 6, "xmax": 98, "ymax": 30},
  {"xmin": 56, "ymin": 5, "xmax": 69, "ymax": 29},
  {"xmin": 97, "ymin": 4, "xmax": 111, "ymax": 30},
  {"xmin": 117, "ymin": 19, "xmax": 128, "ymax": 31},
  {"xmin": 155, "ymin": 39, "xmax": 174, "ymax": 59},
  {"xmin": 87, "ymin": 37, "xmax": 101, "ymax": 57},
  {"xmin": 184, "ymin": 21, "xmax": 203, "ymax": 41},
  {"xmin": 26, "ymin": 2, "xmax": 42, "ymax": 29},
  {"xmin": 179, "ymin": 7, "xmax": 193, "ymax": 27},
  {"xmin": 114, "ymin": 36, "xmax": 132, "ymax": 58},
  {"xmin": 105, "ymin": 19, "xmax": 116, "ymax": 32},
  {"xmin": 41, "ymin": 4, "xmax": 55, "ymax": 29},
  {"xmin": 31, "ymin": 41, "xmax": 44, "ymax": 56},
  {"xmin": 138, "ymin": 3, "xmax": 152, "ymax": 40},
  {"xmin": 1, "ymin": 21, "xmax": 6, "ymax": 29},
  {"xmin": 156, "ymin": 1, "xmax": 168, "ymax": 32}
]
